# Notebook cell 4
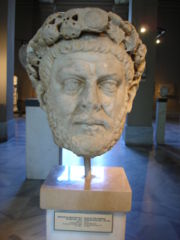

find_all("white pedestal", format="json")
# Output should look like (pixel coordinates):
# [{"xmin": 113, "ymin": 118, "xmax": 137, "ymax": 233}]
[
  {"xmin": 155, "ymin": 98, "xmax": 167, "ymax": 144},
  {"xmin": 124, "ymin": 125, "xmax": 153, "ymax": 145},
  {"xmin": 46, "ymin": 210, "xmax": 126, "ymax": 240},
  {"xmin": 26, "ymin": 104, "xmax": 60, "ymax": 179},
  {"xmin": 40, "ymin": 166, "xmax": 132, "ymax": 240}
]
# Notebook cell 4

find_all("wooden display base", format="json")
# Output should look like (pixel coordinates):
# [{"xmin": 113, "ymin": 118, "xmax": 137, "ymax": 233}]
[{"xmin": 40, "ymin": 166, "xmax": 132, "ymax": 240}]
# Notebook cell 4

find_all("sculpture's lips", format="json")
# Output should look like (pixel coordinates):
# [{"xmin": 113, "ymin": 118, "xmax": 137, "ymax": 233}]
[
  {"xmin": 73, "ymin": 120, "xmax": 104, "ymax": 126},
  {"xmin": 73, "ymin": 119, "xmax": 108, "ymax": 129}
]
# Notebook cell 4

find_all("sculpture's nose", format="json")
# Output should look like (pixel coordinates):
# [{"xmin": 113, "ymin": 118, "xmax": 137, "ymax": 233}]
[{"xmin": 78, "ymin": 83, "xmax": 101, "ymax": 112}]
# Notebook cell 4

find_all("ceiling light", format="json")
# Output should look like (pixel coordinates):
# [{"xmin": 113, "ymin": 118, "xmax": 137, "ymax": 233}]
[
  {"xmin": 156, "ymin": 39, "xmax": 161, "ymax": 44},
  {"xmin": 140, "ymin": 27, "xmax": 147, "ymax": 34}
]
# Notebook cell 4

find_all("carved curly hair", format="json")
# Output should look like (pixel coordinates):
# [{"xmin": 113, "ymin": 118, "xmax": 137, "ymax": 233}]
[{"xmin": 26, "ymin": 8, "xmax": 146, "ymax": 89}]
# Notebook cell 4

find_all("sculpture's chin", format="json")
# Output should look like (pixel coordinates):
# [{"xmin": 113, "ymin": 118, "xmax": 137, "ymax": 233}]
[
  {"xmin": 66, "ymin": 135, "xmax": 119, "ymax": 158},
  {"xmin": 75, "ymin": 135, "xmax": 122, "ymax": 157},
  {"xmin": 53, "ymin": 132, "xmax": 121, "ymax": 158},
  {"xmin": 50, "ymin": 121, "xmax": 125, "ymax": 158},
  {"xmin": 47, "ymin": 106, "xmax": 127, "ymax": 158}
]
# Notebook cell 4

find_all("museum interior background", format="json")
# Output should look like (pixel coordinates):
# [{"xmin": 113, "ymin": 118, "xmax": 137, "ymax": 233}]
[{"xmin": 0, "ymin": 0, "xmax": 180, "ymax": 240}]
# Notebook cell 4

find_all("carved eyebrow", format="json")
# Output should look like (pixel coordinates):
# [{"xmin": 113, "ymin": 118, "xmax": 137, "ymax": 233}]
[
  {"xmin": 57, "ymin": 64, "xmax": 87, "ymax": 76},
  {"xmin": 64, "ymin": 73, "xmax": 86, "ymax": 80},
  {"xmin": 56, "ymin": 72, "xmax": 86, "ymax": 83},
  {"xmin": 57, "ymin": 62, "xmax": 87, "ymax": 74},
  {"xmin": 97, "ymin": 74, "xmax": 121, "ymax": 83}
]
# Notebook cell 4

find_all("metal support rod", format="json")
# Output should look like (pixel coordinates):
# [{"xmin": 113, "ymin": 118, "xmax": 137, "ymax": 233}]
[{"xmin": 84, "ymin": 157, "xmax": 91, "ymax": 177}]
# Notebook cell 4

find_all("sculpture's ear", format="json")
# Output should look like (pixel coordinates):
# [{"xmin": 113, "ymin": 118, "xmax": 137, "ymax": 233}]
[
  {"xmin": 35, "ymin": 83, "xmax": 47, "ymax": 111},
  {"xmin": 126, "ymin": 81, "xmax": 139, "ymax": 113}
]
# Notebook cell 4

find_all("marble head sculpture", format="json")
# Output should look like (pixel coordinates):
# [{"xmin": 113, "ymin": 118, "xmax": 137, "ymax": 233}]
[{"xmin": 26, "ymin": 8, "xmax": 147, "ymax": 158}]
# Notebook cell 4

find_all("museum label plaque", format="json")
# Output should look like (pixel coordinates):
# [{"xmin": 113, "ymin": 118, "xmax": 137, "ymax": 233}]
[{"xmin": 54, "ymin": 211, "xmax": 113, "ymax": 233}]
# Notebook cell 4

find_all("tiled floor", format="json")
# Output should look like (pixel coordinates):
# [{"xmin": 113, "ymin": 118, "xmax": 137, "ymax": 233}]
[{"xmin": 0, "ymin": 117, "xmax": 180, "ymax": 240}]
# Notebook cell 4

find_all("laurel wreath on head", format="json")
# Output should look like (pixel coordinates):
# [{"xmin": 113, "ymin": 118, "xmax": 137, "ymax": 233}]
[{"xmin": 26, "ymin": 8, "xmax": 147, "ymax": 89}]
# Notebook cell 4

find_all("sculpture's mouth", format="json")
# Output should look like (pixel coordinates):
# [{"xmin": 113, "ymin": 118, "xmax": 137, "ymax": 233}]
[
  {"xmin": 73, "ymin": 120, "xmax": 106, "ymax": 131},
  {"xmin": 74, "ymin": 120, "xmax": 104, "ymax": 125}
]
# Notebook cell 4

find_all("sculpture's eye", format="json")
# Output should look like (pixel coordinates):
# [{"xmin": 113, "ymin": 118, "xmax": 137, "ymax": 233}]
[
  {"xmin": 63, "ymin": 79, "xmax": 83, "ymax": 94},
  {"xmin": 99, "ymin": 80, "xmax": 119, "ymax": 95}
]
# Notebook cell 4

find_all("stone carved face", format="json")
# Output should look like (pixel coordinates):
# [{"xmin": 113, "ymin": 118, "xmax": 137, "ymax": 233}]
[
  {"xmin": 26, "ymin": 8, "xmax": 147, "ymax": 158},
  {"xmin": 44, "ymin": 51, "xmax": 129, "ymax": 157}
]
